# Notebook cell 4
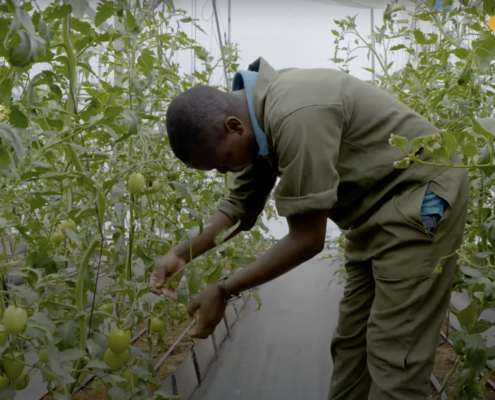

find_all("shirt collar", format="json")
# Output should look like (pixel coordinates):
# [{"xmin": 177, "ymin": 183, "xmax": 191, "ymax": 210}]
[{"xmin": 232, "ymin": 70, "xmax": 269, "ymax": 158}]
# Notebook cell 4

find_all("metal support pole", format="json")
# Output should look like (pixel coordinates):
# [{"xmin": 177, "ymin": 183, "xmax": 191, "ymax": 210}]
[
  {"xmin": 228, "ymin": 0, "xmax": 231, "ymax": 44},
  {"xmin": 212, "ymin": 0, "xmax": 229, "ymax": 87},
  {"xmin": 371, "ymin": 8, "xmax": 376, "ymax": 84}
]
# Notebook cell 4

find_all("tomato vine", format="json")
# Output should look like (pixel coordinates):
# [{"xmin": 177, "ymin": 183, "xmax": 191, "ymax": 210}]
[{"xmin": 0, "ymin": 0, "xmax": 275, "ymax": 399}]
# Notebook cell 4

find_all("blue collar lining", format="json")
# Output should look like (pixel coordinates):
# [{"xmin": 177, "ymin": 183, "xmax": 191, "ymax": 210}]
[{"xmin": 232, "ymin": 70, "xmax": 269, "ymax": 158}]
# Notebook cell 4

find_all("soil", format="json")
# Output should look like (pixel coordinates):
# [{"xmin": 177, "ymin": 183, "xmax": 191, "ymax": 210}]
[
  {"xmin": 42, "ymin": 321, "xmax": 194, "ymax": 399},
  {"xmin": 428, "ymin": 382, "xmax": 438, "ymax": 399}
]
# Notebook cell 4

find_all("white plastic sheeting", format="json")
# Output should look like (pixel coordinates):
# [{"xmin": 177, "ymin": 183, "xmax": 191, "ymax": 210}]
[{"xmin": 303, "ymin": 0, "xmax": 415, "ymax": 10}]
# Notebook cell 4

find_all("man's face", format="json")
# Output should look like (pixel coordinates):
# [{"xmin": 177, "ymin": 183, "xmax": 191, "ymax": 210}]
[{"xmin": 186, "ymin": 117, "xmax": 258, "ymax": 174}]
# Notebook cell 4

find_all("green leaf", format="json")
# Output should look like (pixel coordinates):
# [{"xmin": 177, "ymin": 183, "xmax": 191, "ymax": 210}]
[
  {"xmin": 393, "ymin": 157, "xmax": 411, "ymax": 169},
  {"xmin": 453, "ymin": 48, "xmax": 470, "ymax": 60},
  {"xmin": 204, "ymin": 263, "xmax": 223, "ymax": 285},
  {"xmin": 465, "ymin": 334, "xmax": 487, "ymax": 374},
  {"xmin": 452, "ymin": 330, "xmax": 467, "ymax": 355},
  {"xmin": 471, "ymin": 319, "xmax": 493, "ymax": 334},
  {"xmin": 187, "ymin": 268, "xmax": 203, "ymax": 295},
  {"xmin": 458, "ymin": 67, "xmax": 472, "ymax": 86},
  {"xmin": 126, "ymin": 10, "xmax": 136, "ymax": 30},
  {"xmin": 0, "ymin": 76, "xmax": 12, "ymax": 106},
  {"xmin": 473, "ymin": 32, "xmax": 495, "ymax": 71},
  {"xmin": 86, "ymin": 359, "xmax": 108, "ymax": 369},
  {"xmin": 460, "ymin": 266, "xmax": 483, "ymax": 278},
  {"xmin": 487, "ymin": 345, "xmax": 495, "ymax": 360},
  {"xmin": 141, "ymin": 292, "xmax": 164, "ymax": 305},
  {"xmin": 104, "ymin": 105, "xmax": 124, "ymax": 119},
  {"xmin": 0, "ymin": 123, "xmax": 25, "ymax": 164},
  {"xmin": 483, "ymin": 0, "xmax": 495, "ymax": 15},
  {"xmin": 49, "ymin": 4, "xmax": 73, "ymax": 20},
  {"xmin": 463, "ymin": 143, "xmax": 478, "ymax": 158},
  {"xmin": 70, "ymin": 18, "xmax": 91, "ymax": 34},
  {"xmin": 440, "ymin": 131, "xmax": 456, "ymax": 155},
  {"xmin": 413, "ymin": 29, "xmax": 438, "ymax": 45},
  {"xmin": 95, "ymin": 1, "xmax": 115, "ymax": 27},
  {"xmin": 389, "ymin": 134, "xmax": 408, "ymax": 149},
  {"xmin": 476, "ymin": 118, "xmax": 495, "ymax": 138},
  {"xmin": 331, "ymin": 29, "xmax": 339, "ymax": 36},
  {"xmin": 59, "ymin": 349, "xmax": 86, "ymax": 362},
  {"xmin": 65, "ymin": 228, "xmax": 81, "ymax": 249},
  {"xmin": 8, "ymin": 30, "xmax": 46, "ymax": 67},
  {"xmin": 390, "ymin": 44, "xmax": 406, "ymax": 51},
  {"xmin": 457, "ymin": 301, "xmax": 479, "ymax": 331},
  {"xmin": 0, "ymin": 146, "xmax": 10, "ymax": 171},
  {"xmin": 69, "ymin": 0, "xmax": 89, "ymax": 20},
  {"xmin": 8, "ymin": 104, "xmax": 28, "ymax": 128}
]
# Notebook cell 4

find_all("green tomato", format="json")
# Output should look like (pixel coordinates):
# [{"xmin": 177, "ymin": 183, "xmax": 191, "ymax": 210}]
[
  {"xmin": 178, "ymin": 304, "xmax": 187, "ymax": 318},
  {"xmin": 152, "ymin": 180, "xmax": 161, "ymax": 191},
  {"xmin": 103, "ymin": 349, "xmax": 128, "ymax": 372},
  {"xmin": 38, "ymin": 349, "xmax": 49, "ymax": 364},
  {"xmin": 0, "ymin": 375, "xmax": 9, "ymax": 390},
  {"xmin": 100, "ymin": 303, "xmax": 114, "ymax": 314},
  {"xmin": 167, "ymin": 281, "xmax": 178, "ymax": 290},
  {"xmin": 108, "ymin": 328, "xmax": 131, "ymax": 354},
  {"xmin": 128, "ymin": 173, "xmax": 146, "ymax": 195},
  {"xmin": 168, "ymin": 309, "xmax": 180, "ymax": 320},
  {"xmin": 12, "ymin": 369, "xmax": 29, "ymax": 391},
  {"xmin": 3, "ymin": 305, "xmax": 28, "ymax": 335},
  {"xmin": 121, "ymin": 368, "xmax": 139, "ymax": 389},
  {"xmin": 1, "ymin": 352, "xmax": 24, "ymax": 381},
  {"xmin": 150, "ymin": 318, "xmax": 166, "ymax": 333},
  {"xmin": 0, "ymin": 324, "xmax": 8, "ymax": 346},
  {"xmin": 51, "ymin": 230, "xmax": 64, "ymax": 244},
  {"xmin": 60, "ymin": 219, "xmax": 76, "ymax": 233}
]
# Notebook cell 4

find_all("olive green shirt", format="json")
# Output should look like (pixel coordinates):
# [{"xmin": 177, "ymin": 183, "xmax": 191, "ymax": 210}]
[{"xmin": 218, "ymin": 58, "xmax": 448, "ymax": 231}]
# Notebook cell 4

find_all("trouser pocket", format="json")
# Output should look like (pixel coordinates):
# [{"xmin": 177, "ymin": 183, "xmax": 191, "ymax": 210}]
[{"xmin": 420, "ymin": 188, "xmax": 449, "ymax": 232}]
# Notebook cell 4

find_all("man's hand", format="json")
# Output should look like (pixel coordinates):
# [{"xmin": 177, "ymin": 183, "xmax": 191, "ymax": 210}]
[
  {"xmin": 187, "ymin": 284, "xmax": 227, "ymax": 339},
  {"xmin": 150, "ymin": 253, "xmax": 186, "ymax": 299}
]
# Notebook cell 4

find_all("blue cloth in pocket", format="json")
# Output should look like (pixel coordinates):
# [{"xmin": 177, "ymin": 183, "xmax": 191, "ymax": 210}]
[{"xmin": 420, "ymin": 189, "xmax": 448, "ymax": 231}]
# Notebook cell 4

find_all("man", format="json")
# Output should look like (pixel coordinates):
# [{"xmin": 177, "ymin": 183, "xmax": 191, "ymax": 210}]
[{"xmin": 151, "ymin": 57, "xmax": 468, "ymax": 400}]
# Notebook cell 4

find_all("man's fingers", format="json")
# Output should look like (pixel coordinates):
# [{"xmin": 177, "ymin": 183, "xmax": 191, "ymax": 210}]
[
  {"xmin": 160, "ymin": 288, "xmax": 177, "ymax": 300},
  {"xmin": 154, "ymin": 270, "xmax": 165, "ymax": 289},
  {"xmin": 187, "ymin": 298, "xmax": 200, "ymax": 318},
  {"xmin": 189, "ymin": 328, "xmax": 211, "ymax": 340},
  {"xmin": 189, "ymin": 321, "xmax": 214, "ymax": 339}
]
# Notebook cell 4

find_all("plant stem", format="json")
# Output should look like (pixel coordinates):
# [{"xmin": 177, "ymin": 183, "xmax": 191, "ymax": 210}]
[
  {"xmin": 68, "ymin": 234, "xmax": 99, "ymax": 393},
  {"xmin": 62, "ymin": 14, "xmax": 84, "ymax": 174},
  {"xmin": 438, "ymin": 355, "xmax": 463, "ymax": 397}
]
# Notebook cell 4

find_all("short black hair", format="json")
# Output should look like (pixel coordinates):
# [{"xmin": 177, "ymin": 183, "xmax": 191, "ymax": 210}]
[{"xmin": 166, "ymin": 85, "xmax": 232, "ymax": 163}]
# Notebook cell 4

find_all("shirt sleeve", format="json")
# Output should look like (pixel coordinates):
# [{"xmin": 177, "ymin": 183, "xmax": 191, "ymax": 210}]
[
  {"xmin": 272, "ymin": 105, "xmax": 344, "ymax": 217},
  {"xmin": 217, "ymin": 158, "xmax": 277, "ymax": 231}
]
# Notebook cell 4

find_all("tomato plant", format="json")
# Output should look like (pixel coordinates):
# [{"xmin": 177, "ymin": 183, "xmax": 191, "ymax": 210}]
[
  {"xmin": 0, "ymin": 0, "xmax": 274, "ymax": 398},
  {"xmin": 333, "ymin": 1, "xmax": 495, "ymax": 398}
]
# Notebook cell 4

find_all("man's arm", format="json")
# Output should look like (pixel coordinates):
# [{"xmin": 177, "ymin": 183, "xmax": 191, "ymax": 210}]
[
  {"xmin": 152, "ymin": 158, "xmax": 276, "ymax": 294},
  {"xmin": 225, "ymin": 210, "xmax": 328, "ymax": 294},
  {"xmin": 186, "ymin": 210, "xmax": 328, "ymax": 338}
]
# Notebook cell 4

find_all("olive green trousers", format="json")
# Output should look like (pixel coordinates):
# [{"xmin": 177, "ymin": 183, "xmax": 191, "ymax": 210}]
[{"xmin": 328, "ymin": 167, "xmax": 469, "ymax": 400}]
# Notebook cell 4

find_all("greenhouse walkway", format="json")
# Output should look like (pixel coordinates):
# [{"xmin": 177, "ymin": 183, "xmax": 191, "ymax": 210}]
[{"xmin": 191, "ymin": 250, "xmax": 344, "ymax": 400}]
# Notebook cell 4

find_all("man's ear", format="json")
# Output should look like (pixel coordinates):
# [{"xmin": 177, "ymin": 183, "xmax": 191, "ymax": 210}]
[{"xmin": 225, "ymin": 117, "xmax": 244, "ymax": 135}]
